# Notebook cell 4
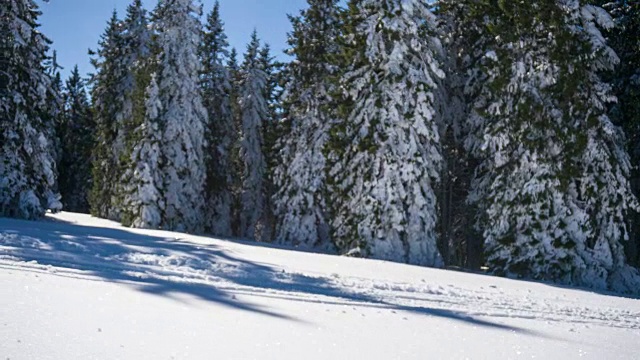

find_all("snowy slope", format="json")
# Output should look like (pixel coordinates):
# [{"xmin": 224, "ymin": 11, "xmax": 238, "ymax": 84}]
[{"xmin": 1, "ymin": 213, "xmax": 639, "ymax": 360}]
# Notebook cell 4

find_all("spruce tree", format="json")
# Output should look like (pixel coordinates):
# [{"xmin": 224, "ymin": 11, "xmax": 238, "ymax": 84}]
[
  {"xmin": 120, "ymin": 0, "xmax": 152, "ymax": 93},
  {"xmin": 153, "ymin": 0, "xmax": 208, "ymax": 233},
  {"xmin": 258, "ymin": 43, "xmax": 281, "ymax": 242},
  {"xmin": 89, "ymin": 10, "xmax": 125, "ymax": 220},
  {"xmin": 238, "ymin": 31, "xmax": 269, "ymax": 241},
  {"xmin": 617, "ymin": 0, "xmax": 640, "ymax": 267},
  {"xmin": 45, "ymin": 50, "xmax": 64, "ymax": 169},
  {"xmin": 201, "ymin": 1, "xmax": 234, "ymax": 236},
  {"xmin": 227, "ymin": 47, "xmax": 244, "ymax": 235},
  {"xmin": 121, "ymin": 73, "xmax": 164, "ymax": 229},
  {"xmin": 119, "ymin": 59, "xmax": 161, "ymax": 229},
  {"xmin": 436, "ymin": 0, "xmax": 486, "ymax": 269},
  {"xmin": 117, "ymin": 0, "xmax": 162, "ymax": 229},
  {"xmin": 0, "ymin": 0, "xmax": 62, "ymax": 219},
  {"xmin": 258, "ymin": 44, "xmax": 279, "ymax": 165},
  {"xmin": 114, "ymin": 0, "xmax": 154, "ymax": 222},
  {"xmin": 273, "ymin": 0, "xmax": 341, "ymax": 250},
  {"xmin": 450, "ymin": 0, "xmax": 640, "ymax": 292},
  {"xmin": 58, "ymin": 65, "xmax": 94, "ymax": 213},
  {"xmin": 326, "ymin": 0, "xmax": 445, "ymax": 266},
  {"xmin": 114, "ymin": 0, "xmax": 151, "ymax": 162},
  {"xmin": 259, "ymin": 44, "xmax": 282, "ymax": 128},
  {"xmin": 593, "ymin": 0, "xmax": 640, "ymax": 266}
]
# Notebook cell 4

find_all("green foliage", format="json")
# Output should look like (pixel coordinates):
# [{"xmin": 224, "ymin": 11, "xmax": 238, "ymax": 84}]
[
  {"xmin": 447, "ymin": 0, "xmax": 639, "ymax": 291},
  {"xmin": 89, "ymin": 10, "xmax": 124, "ymax": 220},
  {"xmin": 57, "ymin": 66, "xmax": 94, "ymax": 213},
  {"xmin": 200, "ymin": 1, "xmax": 235, "ymax": 235},
  {"xmin": 592, "ymin": 0, "xmax": 640, "ymax": 266}
]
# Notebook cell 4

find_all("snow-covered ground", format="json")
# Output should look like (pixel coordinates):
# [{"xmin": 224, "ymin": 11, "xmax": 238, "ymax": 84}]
[{"xmin": 1, "ymin": 213, "xmax": 639, "ymax": 360}]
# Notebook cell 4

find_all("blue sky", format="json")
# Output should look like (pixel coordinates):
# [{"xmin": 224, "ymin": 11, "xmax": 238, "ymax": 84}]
[{"xmin": 37, "ymin": 0, "xmax": 310, "ymax": 79}]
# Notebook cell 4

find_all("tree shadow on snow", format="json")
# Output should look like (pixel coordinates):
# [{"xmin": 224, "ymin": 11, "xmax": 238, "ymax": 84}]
[
  {"xmin": 539, "ymin": 280, "xmax": 640, "ymax": 301},
  {"xmin": 0, "ymin": 216, "xmax": 550, "ymax": 336}
]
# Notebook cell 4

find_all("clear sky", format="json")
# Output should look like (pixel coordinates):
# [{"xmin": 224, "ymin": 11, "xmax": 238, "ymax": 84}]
[{"xmin": 36, "ymin": 0, "xmax": 310, "ymax": 79}]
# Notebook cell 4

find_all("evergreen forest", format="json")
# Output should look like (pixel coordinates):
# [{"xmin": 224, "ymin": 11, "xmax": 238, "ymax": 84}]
[{"xmin": 2, "ymin": 0, "xmax": 640, "ymax": 294}]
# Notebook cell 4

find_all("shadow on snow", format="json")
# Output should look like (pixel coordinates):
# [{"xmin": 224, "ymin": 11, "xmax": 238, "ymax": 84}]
[{"xmin": 0, "ymin": 216, "xmax": 546, "ymax": 336}]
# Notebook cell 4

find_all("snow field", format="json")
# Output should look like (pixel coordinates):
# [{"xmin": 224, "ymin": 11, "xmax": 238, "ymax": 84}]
[{"xmin": 1, "ymin": 212, "xmax": 639, "ymax": 359}]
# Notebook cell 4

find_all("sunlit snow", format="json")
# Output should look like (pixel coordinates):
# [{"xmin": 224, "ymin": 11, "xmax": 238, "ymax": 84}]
[{"xmin": 1, "ymin": 212, "xmax": 639, "ymax": 359}]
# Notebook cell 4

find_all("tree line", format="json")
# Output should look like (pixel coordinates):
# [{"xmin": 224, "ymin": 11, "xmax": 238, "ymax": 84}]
[{"xmin": 1, "ymin": 0, "xmax": 639, "ymax": 294}]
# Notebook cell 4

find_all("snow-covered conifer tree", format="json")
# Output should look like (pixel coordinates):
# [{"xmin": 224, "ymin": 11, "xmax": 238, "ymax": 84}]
[
  {"xmin": 117, "ymin": 0, "xmax": 164, "ymax": 229},
  {"xmin": 153, "ymin": 0, "xmax": 208, "ymax": 233},
  {"xmin": 326, "ymin": 0, "xmax": 445, "ymax": 266},
  {"xmin": 46, "ymin": 50, "xmax": 64, "ymax": 168},
  {"xmin": 238, "ymin": 31, "xmax": 269, "ymax": 241},
  {"xmin": 91, "ymin": 2, "xmax": 153, "ymax": 222},
  {"xmin": 114, "ymin": 0, "xmax": 152, "ymax": 158},
  {"xmin": 121, "ymin": 74, "xmax": 164, "ymax": 229},
  {"xmin": 592, "ymin": 0, "xmax": 640, "ymax": 266},
  {"xmin": 58, "ymin": 66, "xmax": 94, "ymax": 213},
  {"xmin": 112, "ymin": 0, "xmax": 155, "ymax": 219},
  {"xmin": 0, "ymin": 0, "xmax": 62, "ymax": 219},
  {"xmin": 200, "ymin": 1, "xmax": 234, "ymax": 236},
  {"xmin": 272, "ymin": 0, "xmax": 341, "ymax": 250},
  {"xmin": 453, "ymin": 0, "xmax": 640, "ymax": 292},
  {"xmin": 436, "ymin": 0, "xmax": 488, "ymax": 268}
]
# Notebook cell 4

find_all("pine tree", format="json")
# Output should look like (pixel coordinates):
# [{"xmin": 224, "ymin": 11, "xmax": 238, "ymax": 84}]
[
  {"xmin": 238, "ymin": 30, "xmax": 269, "ymax": 241},
  {"xmin": 152, "ymin": 0, "xmax": 208, "ymax": 233},
  {"xmin": 0, "ymin": 0, "xmax": 62, "ymax": 219},
  {"xmin": 326, "ymin": 0, "xmax": 445, "ymax": 266},
  {"xmin": 201, "ymin": 1, "xmax": 234, "ymax": 236},
  {"xmin": 89, "ymin": 10, "xmax": 125, "ymax": 220},
  {"xmin": 273, "ymin": 0, "xmax": 341, "ymax": 250},
  {"xmin": 58, "ymin": 65, "xmax": 94, "ymax": 213},
  {"xmin": 451, "ymin": 0, "xmax": 640, "ymax": 292}
]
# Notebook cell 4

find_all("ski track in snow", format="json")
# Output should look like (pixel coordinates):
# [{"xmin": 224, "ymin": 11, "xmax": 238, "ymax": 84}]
[{"xmin": 1, "ymin": 212, "xmax": 638, "ymax": 337}]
